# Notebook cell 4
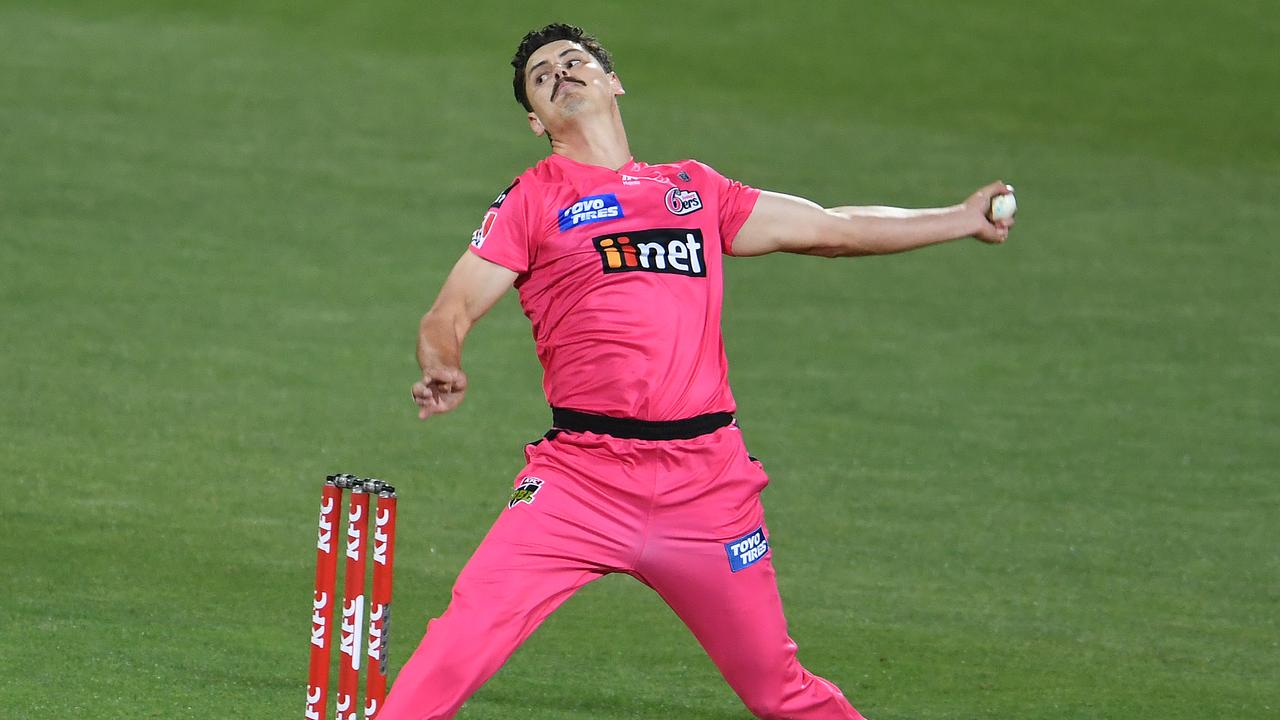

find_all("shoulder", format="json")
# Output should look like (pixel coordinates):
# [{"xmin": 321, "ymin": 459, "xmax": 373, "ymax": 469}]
[
  {"xmin": 485, "ymin": 165, "xmax": 544, "ymax": 210},
  {"xmin": 493, "ymin": 156, "xmax": 603, "ymax": 206},
  {"xmin": 635, "ymin": 158, "xmax": 706, "ymax": 179},
  {"xmin": 625, "ymin": 159, "xmax": 726, "ymax": 194},
  {"xmin": 664, "ymin": 159, "xmax": 729, "ymax": 187},
  {"xmin": 673, "ymin": 158, "xmax": 714, "ymax": 174},
  {"xmin": 487, "ymin": 178, "xmax": 521, "ymax": 209}
]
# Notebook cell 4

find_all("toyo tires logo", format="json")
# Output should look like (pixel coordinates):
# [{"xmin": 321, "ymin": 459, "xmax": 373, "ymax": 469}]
[
  {"xmin": 559, "ymin": 193, "xmax": 624, "ymax": 232},
  {"xmin": 724, "ymin": 526, "xmax": 769, "ymax": 573}
]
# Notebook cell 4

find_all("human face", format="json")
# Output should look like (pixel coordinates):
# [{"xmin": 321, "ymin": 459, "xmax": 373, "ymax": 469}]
[{"xmin": 523, "ymin": 40, "xmax": 622, "ymax": 133}]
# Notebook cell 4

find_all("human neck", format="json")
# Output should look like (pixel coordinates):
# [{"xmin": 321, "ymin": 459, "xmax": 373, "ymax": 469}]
[{"xmin": 548, "ymin": 106, "xmax": 632, "ymax": 170}]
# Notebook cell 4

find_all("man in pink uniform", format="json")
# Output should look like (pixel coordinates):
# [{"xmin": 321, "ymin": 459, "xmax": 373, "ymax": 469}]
[{"xmin": 389, "ymin": 24, "xmax": 1015, "ymax": 720}]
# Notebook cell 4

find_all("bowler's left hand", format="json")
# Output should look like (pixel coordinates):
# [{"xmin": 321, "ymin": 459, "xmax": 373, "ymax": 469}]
[{"xmin": 965, "ymin": 181, "xmax": 1016, "ymax": 244}]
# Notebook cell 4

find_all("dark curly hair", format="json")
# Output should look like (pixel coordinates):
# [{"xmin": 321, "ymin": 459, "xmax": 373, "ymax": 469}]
[{"xmin": 511, "ymin": 23, "xmax": 614, "ymax": 112}]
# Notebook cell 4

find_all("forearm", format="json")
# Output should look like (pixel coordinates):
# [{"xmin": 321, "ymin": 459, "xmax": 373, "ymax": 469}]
[
  {"xmin": 815, "ymin": 204, "xmax": 981, "ymax": 257},
  {"xmin": 416, "ymin": 303, "xmax": 469, "ymax": 371},
  {"xmin": 411, "ymin": 251, "xmax": 517, "ymax": 419},
  {"xmin": 415, "ymin": 251, "xmax": 518, "ymax": 372}
]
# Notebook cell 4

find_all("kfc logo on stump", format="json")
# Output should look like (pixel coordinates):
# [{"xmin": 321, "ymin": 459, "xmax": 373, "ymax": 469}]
[{"xmin": 309, "ymin": 591, "xmax": 330, "ymax": 650}]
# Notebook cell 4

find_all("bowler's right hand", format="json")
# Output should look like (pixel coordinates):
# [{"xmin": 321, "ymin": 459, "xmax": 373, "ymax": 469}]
[{"xmin": 411, "ymin": 366, "xmax": 468, "ymax": 419}]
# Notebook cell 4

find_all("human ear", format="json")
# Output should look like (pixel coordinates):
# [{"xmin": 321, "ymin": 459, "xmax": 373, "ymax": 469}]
[{"xmin": 528, "ymin": 112, "xmax": 546, "ymax": 137}]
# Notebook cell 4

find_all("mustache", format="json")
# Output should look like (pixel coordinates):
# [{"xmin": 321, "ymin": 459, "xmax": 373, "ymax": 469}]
[{"xmin": 551, "ymin": 76, "xmax": 586, "ymax": 100}]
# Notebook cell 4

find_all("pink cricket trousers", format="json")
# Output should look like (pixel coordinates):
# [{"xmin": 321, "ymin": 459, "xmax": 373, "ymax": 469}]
[{"xmin": 378, "ymin": 425, "xmax": 864, "ymax": 719}]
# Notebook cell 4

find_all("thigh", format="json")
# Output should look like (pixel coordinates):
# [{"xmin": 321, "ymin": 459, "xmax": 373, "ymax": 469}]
[
  {"xmin": 637, "ymin": 519, "xmax": 793, "ymax": 681},
  {"xmin": 459, "ymin": 436, "xmax": 646, "ymax": 587},
  {"xmin": 380, "ymin": 440, "xmax": 644, "ymax": 719},
  {"xmin": 638, "ymin": 431, "xmax": 789, "ymax": 674},
  {"xmin": 636, "ymin": 482, "xmax": 861, "ymax": 719}
]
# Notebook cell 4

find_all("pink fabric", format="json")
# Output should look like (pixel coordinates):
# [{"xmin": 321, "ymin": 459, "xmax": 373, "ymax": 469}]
[
  {"xmin": 378, "ymin": 427, "xmax": 864, "ymax": 720},
  {"xmin": 468, "ymin": 154, "xmax": 760, "ymax": 421}
]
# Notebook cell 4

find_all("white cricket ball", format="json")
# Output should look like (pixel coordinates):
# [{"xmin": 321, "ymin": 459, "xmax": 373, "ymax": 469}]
[{"xmin": 989, "ymin": 192, "xmax": 1017, "ymax": 222}]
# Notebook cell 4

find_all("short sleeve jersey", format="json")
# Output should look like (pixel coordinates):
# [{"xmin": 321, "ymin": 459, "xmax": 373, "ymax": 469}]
[{"xmin": 468, "ymin": 153, "xmax": 760, "ymax": 421}]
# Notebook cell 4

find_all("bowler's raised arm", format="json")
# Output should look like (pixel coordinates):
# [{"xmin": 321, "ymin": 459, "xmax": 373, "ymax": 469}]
[{"xmin": 730, "ymin": 180, "xmax": 1015, "ymax": 257}]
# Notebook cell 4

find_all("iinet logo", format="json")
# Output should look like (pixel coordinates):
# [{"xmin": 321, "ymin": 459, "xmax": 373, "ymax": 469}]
[{"xmin": 592, "ymin": 228, "xmax": 706, "ymax": 277}]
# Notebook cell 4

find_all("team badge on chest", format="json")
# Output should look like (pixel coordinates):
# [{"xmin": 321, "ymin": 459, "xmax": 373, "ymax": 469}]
[{"xmin": 664, "ymin": 187, "xmax": 702, "ymax": 216}]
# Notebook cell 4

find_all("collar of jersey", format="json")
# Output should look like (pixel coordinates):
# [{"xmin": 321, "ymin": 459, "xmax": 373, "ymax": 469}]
[{"xmin": 548, "ymin": 152, "xmax": 646, "ymax": 177}]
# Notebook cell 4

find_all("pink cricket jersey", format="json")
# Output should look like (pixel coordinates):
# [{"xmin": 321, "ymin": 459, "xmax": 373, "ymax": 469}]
[{"xmin": 468, "ymin": 153, "xmax": 760, "ymax": 421}]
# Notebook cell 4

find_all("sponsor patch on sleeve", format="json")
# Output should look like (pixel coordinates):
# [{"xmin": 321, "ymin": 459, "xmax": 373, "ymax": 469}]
[
  {"xmin": 724, "ymin": 526, "xmax": 769, "ymax": 573},
  {"xmin": 470, "ymin": 209, "xmax": 498, "ymax": 248},
  {"xmin": 471, "ymin": 180, "xmax": 518, "ymax": 248}
]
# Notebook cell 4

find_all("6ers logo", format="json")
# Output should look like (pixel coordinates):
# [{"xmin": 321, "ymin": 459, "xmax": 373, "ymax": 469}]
[
  {"xmin": 664, "ymin": 187, "xmax": 702, "ymax": 215},
  {"xmin": 592, "ymin": 229, "xmax": 706, "ymax": 277}
]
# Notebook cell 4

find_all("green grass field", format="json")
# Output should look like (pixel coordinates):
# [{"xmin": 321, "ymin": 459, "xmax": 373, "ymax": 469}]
[{"xmin": 3, "ymin": 1, "xmax": 1277, "ymax": 718}]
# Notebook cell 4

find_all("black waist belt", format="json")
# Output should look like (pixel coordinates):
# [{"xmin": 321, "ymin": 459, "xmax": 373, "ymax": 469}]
[{"xmin": 550, "ymin": 407, "xmax": 734, "ymax": 441}]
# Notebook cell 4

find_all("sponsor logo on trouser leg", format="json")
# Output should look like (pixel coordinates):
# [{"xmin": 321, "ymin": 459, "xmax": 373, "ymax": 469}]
[{"xmin": 724, "ymin": 526, "xmax": 769, "ymax": 572}]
